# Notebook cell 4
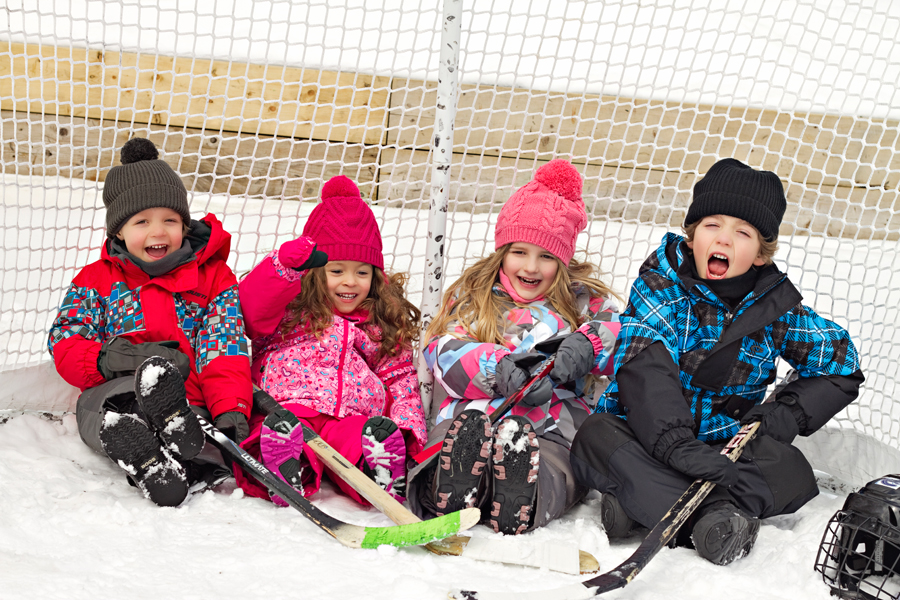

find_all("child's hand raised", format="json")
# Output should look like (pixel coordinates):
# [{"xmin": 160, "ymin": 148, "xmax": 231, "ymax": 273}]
[{"xmin": 278, "ymin": 236, "xmax": 328, "ymax": 272}]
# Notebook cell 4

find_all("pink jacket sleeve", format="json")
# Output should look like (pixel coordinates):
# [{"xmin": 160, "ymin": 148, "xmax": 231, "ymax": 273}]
[
  {"xmin": 375, "ymin": 349, "xmax": 428, "ymax": 451},
  {"xmin": 239, "ymin": 239, "xmax": 317, "ymax": 340}
]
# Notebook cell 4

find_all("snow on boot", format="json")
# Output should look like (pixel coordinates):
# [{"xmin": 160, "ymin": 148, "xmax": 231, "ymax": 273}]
[
  {"xmin": 691, "ymin": 500, "xmax": 761, "ymax": 565},
  {"xmin": 601, "ymin": 493, "xmax": 636, "ymax": 538},
  {"xmin": 360, "ymin": 416, "xmax": 407, "ymax": 501},
  {"xmin": 490, "ymin": 415, "xmax": 539, "ymax": 535},
  {"xmin": 134, "ymin": 356, "xmax": 204, "ymax": 461},
  {"xmin": 99, "ymin": 411, "xmax": 189, "ymax": 507},
  {"xmin": 260, "ymin": 408, "xmax": 306, "ymax": 507},
  {"xmin": 434, "ymin": 408, "xmax": 492, "ymax": 516}
]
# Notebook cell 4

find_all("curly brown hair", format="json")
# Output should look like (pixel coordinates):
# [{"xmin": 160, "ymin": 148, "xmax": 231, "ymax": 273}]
[
  {"xmin": 279, "ymin": 267, "xmax": 421, "ymax": 363},
  {"xmin": 424, "ymin": 244, "xmax": 619, "ymax": 347}
]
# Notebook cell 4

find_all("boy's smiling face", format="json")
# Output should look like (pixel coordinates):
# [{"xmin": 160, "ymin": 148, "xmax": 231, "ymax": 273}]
[
  {"xmin": 687, "ymin": 214, "xmax": 766, "ymax": 280},
  {"xmin": 116, "ymin": 207, "xmax": 185, "ymax": 262}
]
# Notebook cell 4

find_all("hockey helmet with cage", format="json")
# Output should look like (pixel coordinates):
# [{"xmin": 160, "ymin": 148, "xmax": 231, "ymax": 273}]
[{"xmin": 815, "ymin": 474, "xmax": 900, "ymax": 600}]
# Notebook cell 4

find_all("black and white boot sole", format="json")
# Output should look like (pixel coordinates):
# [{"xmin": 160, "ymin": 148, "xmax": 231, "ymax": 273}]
[
  {"xmin": 691, "ymin": 503, "xmax": 761, "ymax": 565},
  {"xmin": 134, "ymin": 356, "xmax": 204, "ymax": 461},
  {"xmin": 434, "ymin": 409, "xmax": 492, "ymax": 516},
  {"xmin": 100, "ymin": 412, "xmax": 189, "ymax": 507},
  {"xmin": 490, "ymin": 415, "xmax": 539, "ymax": 535}
]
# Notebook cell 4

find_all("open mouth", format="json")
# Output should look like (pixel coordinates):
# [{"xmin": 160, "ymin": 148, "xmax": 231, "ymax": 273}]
[
  {"xmin": 706, "ymin": 253, "xmax": 730, "ymax": 279},
  {"xmin": 336, "ymin": 293, "xmax": 357, "ymax": 301},
  {"xmin": 145, "ymin": 244, "xmax": 168, "ymax": 259},
  {"xmin": 517, "ymin": 276, "xmax": 541, "ymax": 287}
]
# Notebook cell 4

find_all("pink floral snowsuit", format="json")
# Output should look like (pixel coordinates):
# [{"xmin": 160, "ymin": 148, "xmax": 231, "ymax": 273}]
[{"xmin": 235, "ymin": 242, "xmax": 427, "ymax": 503}]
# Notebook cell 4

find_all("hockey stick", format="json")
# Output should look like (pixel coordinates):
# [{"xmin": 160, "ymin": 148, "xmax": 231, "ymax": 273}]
[
  {"xmin": 411, "ymin": 354, "xmax": 556, "ymax": 465},
  {"xmin": 449, "ymin": 419, "xmax": 762, "ymax": 600},
  {"xmin": 251, "ymin": 386, "xmax": 598, "ymax": 574},
  {"xmin": 197, "ymin": 415, "xmax": 480, "ymax": 549}
]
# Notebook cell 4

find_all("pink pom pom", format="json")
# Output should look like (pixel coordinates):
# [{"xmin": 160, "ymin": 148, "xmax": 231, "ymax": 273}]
[
  {"xmin": 533, "ymin": 159, "xmax": 582, "ymax": 203},
  {"xmin": 321, "ymin": 175, "xmax": 361, "ymax": 200}
]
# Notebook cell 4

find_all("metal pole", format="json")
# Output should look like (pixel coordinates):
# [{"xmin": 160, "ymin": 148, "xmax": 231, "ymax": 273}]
[{"xmin": 417, "ymin": 0, "xmax": 461, "ymax": 418}]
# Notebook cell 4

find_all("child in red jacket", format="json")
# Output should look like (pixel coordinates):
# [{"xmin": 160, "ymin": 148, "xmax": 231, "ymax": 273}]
[{"xmin": 48, "ymin": 137, "xmax": 253, "ymax": 507}]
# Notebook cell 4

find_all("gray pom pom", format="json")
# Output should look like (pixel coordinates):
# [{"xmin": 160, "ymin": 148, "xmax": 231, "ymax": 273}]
[{"xmin": 120, "ymin": 138, "xmax": 159, "ymax": 164}]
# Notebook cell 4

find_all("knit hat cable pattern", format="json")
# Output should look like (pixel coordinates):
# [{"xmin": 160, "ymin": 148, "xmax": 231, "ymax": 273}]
[
  {"xmin": 301, "ymin": 175, "xmax": 384, "ymax": 270},
  {"xmin": 495, "ymin": 159, "xmax": 587, "ymax": 265},
  {"xmin": 684, "ymin": 158, "xmax": 787, "ymax": 241}
]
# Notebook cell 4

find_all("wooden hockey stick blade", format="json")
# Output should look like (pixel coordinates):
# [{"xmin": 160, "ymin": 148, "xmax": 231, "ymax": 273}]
[
  {"xmin": 412, "ymin": 354, "xmax": 556, "ymax": 464},
  {"xmin": 449, "ymin": 421, "xmax": 762, "ymax": 599},
  {"xmin": 199, "ymin": 415, "xmax": 480, "ymax": 549},
  {"xmin": 300, "ymin": 416, "xmax": 598, "ymax": 573}
]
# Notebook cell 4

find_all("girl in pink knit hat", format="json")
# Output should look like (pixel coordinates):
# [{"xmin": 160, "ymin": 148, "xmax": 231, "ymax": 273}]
[
  {"xmin": 234, "ymin": 175, "xmax": 426, "ymax": 505},
  {"xmin": 406, "ymin": 159, "xmax": 621, "ymax": 535}
]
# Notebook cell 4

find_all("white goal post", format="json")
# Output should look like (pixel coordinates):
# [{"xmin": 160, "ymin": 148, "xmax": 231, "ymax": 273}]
[{"xmin": 1, "ymin": 0, "xmax": 898, "ymax": 488}]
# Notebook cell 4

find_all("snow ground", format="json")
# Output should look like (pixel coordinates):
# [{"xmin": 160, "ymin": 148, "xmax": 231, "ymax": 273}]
[{"xmin": 0, "ymin": 411, "xmax": 847, "ymax": 600}]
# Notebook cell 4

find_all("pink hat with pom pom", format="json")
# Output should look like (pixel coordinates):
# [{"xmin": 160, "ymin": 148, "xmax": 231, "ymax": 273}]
[
  {"xmin": 302, "ymin": 175, "xmax": 384, "ymax": 270},
  {"xmin": 495, "ymin": 159, "xmax": 587, "ymax": 264}
]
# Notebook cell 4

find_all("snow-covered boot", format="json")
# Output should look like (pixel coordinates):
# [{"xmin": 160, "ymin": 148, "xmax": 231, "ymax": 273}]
[
  {"xmin": 434, "ymin": 408, "xmax": 492, "ymax": 516},
  {"xmin": 691, "ymin": 500, "xmax": 761, "ymax": 565},
  {"xmin": 260, "ymin": 408, "xmax": 306, "ymax": 507},
  {"xmin": 490, "ymin": 415, "xmax": 539, "ymax": 535},
  {"xmin": 360, "ymin": 416, "xmax": 407, "ymax": 501},
  {"xmin": 99, "ymin": 411, "xmax": 189, "ymax": 507},
  {"xmin": 134, "ymin": 356, "xmax": 204, "ymax": 461},
  {"xmin": 601, "ymin": 493, "xmax": 636, "ymax": 538}
]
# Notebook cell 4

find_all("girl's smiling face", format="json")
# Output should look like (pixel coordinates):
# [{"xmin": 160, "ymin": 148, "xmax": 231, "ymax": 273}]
[
  {"xmin": 501, "ymin": 242, "xmax": 559, "ymax": 301},
  {"xmin": 325, "ymin": 260, "xmax": 373, "ymax": 314},
  {"xmin": 687, "ymin": 214, "xmax": 766, "ymax": 280},
  {"xmin": 115, "ymin": 207, "xmax": 185, "ymax": 262}
]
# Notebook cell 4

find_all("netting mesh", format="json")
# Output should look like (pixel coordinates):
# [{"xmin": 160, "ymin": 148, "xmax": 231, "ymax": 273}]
[{"xmin": 1, "ymin": 0, "xmax": 898, "ymax": 485}]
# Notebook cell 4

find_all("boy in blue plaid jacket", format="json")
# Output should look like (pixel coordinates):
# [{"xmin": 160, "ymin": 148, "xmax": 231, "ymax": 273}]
[{"xmin": 571, "ymin": 158, "xmax": 864, "ymax": 565}]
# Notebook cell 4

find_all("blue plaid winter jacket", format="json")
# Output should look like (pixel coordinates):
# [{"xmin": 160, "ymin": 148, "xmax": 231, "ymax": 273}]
[{"xmin": 596, "ymin": 233, "xmax": 862, "ymax": 456}]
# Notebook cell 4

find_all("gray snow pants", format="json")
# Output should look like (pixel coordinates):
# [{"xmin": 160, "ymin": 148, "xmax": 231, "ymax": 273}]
[
  {"xmin": 407, "ymin": 414, "xmax": 587, "ymax": 532},
  {"xmin": 76, "ymin": 376, "xmax": 230, "ymax": 488},
  {"xmin": 570, "ymin": 413, "xmax": 819, "ymax": 529}
]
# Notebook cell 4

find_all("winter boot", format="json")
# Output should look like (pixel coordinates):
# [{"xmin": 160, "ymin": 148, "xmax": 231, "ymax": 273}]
[
  {"xmin": 360, "ymin": 416, "xmax": 407, "ymax": 501},
  {"xmin": 134, "ymin": 356, "xmax": 204, "ymax": 461},
  {"xmin": 691, "ymin": 500, "xmax": 761, "ymax": 565},
  {"xmin": 260, "ymin": 408, "xmax": 306, "ymax": 507},
  {"xmin": 434, "ymin": 408, "xmax": 492, "ymax": 516},
  {"xmin": 490, "ymin": 415, "xmax": 540, "ymax": 535},
  {"xmin": 600, "ymin": 493, "xmax": 636, "ymax": 538},
  {"xmin": 99, "ymin": 411, "xmax": 189, "ymax": 507}
]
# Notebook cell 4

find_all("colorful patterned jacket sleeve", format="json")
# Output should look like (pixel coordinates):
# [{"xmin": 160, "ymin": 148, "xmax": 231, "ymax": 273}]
[
  {"xmin": 193, "ymin": 275, "xmax": 252, "ymax": 419},
  {"xmin": 373, "ymin": 349, "xmax": 428, "ymax": 451},
  {"xmin": 239, "ymin": 242, "xmax": 313, "ymax": 340},
  {"xmin": 575, "ymin": 295, "xmax": 622, "ymax": 376},
  {"xmin": 47, "ymin": 281, "xmax": 107, "ymax": 390},
  {"xmin": 423, "ymin": 326, "xmax": 514, "ymax": 402}
]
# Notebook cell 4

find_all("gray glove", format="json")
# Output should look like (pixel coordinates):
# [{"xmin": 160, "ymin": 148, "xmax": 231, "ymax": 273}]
[
  {"xmin": 495, "ymin": 352, "xmax": 554, "ymax": 407},
  {"xmin": 664, "ymin": 438, "xmax": 739, "ymax": 488},
  {"xmin": 549, "ymin": 332, "xmax": 595, "ymax": 384},
  {"xmin": 214, "ymin": 411, "xmax": 250, "ymax": 444},
  {"xmin": 98, "ymin": 338, "xmax": 190, "ymax": 381}
]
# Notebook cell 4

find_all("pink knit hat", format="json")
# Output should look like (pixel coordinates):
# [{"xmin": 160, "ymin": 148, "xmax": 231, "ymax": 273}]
[
  {"xmin": 495, "ymin": 159, "xmax": 587, "ymax": 264},
  {"xmin": 302, "ymin": 176, "xmax": 384, "ymax": 270}
]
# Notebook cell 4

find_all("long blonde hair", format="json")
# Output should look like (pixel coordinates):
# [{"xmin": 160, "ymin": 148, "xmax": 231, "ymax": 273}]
[
  {"xmin": 424, "ymin": 244, "xmax": 618, "ymax": 346},
  {"xmin": 280, "ymin": 267, "xmax": 421, "ymax": 362}
]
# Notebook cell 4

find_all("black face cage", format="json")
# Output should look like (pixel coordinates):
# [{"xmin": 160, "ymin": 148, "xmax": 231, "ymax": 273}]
[{"xmin": 815, "ymin": 477, "xmax": 900, "ymax": 600}]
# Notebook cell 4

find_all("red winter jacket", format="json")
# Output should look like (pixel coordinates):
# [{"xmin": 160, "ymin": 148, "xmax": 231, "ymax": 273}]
[{"xmin": 47, "ymin": 213, "xmax": 252, "ymax": 419}]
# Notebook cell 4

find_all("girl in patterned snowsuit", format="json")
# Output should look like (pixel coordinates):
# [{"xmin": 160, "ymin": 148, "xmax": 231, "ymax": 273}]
[
  {"xmin": 48, "ymin": 137, "xmax": 252, "ymax": 507},
  {"xmin": 236, "ymin": 176, "xmax": 427, "ymax": 505},
  {"xmin": 407, "ymin": 159, "xmax": 621, "ymax": 535}
]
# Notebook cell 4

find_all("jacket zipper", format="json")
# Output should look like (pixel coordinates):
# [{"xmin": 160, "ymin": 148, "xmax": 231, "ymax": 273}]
[{"xmin": 334, "ymin": 318, "xmax": 349, "ymax": 417}]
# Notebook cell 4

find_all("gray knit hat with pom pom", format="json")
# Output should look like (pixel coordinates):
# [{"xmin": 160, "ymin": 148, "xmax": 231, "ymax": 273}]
[{"xmin": 103, "ymin": 138, "xmax": 190, "ymax": 238}]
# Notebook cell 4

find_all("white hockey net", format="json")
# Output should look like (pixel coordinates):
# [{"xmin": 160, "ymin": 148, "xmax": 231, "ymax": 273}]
[{"xmin": 1, "ymin": 1, "xmax": 898, "ymax": 486}]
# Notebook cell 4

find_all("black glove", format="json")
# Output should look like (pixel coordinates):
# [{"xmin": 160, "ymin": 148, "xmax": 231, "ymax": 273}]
[
  {"xmin": 740, "ymin": 395, "xmax": 807, "ymax": 444},
  {"xmin": 495, "ymin": 352, "xmax": 554, "ymax": 407},
  {"xmin": 98, "ymin": 338, "xmax": 191, "ymax": 382},
  {"xmin": 214, "ymin": 411, "xmax": 250, "ymax": 444},
  {"xmin": 549, "ymin": 332, "xmax": 595, "ymax": 384},
  {"xmin": 664, "ymin": 438, "xmax": 739, "ymax": 488}
]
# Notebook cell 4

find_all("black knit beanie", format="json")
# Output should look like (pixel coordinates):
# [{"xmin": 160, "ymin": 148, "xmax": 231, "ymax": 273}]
[
  {"xmin": 103, "ymin": 138, "xmax": 191, "ymax": 238},
  {"xmin": 684, "ymin": 158, "xmax": 786, "ymax": 241}
]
